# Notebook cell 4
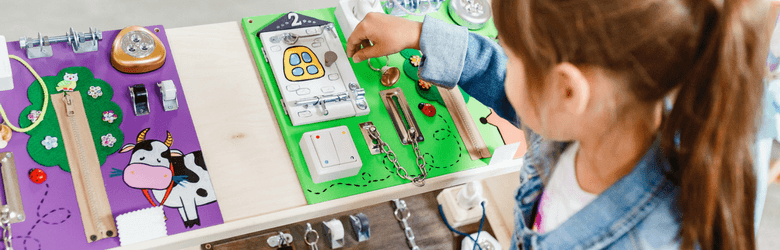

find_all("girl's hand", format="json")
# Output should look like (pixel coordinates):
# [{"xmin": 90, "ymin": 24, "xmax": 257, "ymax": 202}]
[{"xmin": 346, "ymin": 12, "xmax": 423, "ymax": 63}]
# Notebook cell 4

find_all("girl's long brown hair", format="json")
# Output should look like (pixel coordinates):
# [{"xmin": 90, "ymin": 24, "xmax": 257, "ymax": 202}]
[{"xmin": 494, "ymin": 0, "xmax": 767, "ymax": 249}]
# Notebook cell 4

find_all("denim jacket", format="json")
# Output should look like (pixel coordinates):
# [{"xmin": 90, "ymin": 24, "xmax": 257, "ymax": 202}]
[{"xmin": 417, "ymin": 16, "xmax": 682, "ymax": 249}]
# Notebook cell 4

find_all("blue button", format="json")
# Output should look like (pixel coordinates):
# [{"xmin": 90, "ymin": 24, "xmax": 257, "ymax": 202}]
[
  {"xmin": 289, "ymin": 53, "xmax": 301, "ymax": 66},
  {"xmin": 301, "ymin": 52, "xmax": 312, "ymax": 63},
  {"xmin": 292, "ymin": 67, "xmax": 304, "ymax": 76},
  {"xmin": 307, "ymin": 65, "xmax": 319, "ymax": 74}
]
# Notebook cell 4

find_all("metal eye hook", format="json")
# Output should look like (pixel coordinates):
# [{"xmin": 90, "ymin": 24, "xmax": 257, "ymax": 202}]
[{"xmin": 304, "ymin": 223, "xmax": 319, "ymax": 250}]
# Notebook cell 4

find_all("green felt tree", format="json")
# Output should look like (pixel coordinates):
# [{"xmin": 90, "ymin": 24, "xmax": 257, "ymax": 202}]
[{"xmin": 19, "ymin": 67, "xmax": 124, "ymax": 172}]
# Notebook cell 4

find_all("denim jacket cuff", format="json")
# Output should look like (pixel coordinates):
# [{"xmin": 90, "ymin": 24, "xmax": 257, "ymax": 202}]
[{"xmin": 418, "ymin": 16, "xmax": 469, "ymax": 89}]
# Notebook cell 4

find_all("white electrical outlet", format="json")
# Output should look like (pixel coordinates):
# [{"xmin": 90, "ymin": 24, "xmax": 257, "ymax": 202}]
[
  {"xmin": 0, "ymin": 35, "xmax": 13, "ymax": 92},
  {"xmin": 335, "ymin": 0, "xmax": 384, "ymax": 40}
]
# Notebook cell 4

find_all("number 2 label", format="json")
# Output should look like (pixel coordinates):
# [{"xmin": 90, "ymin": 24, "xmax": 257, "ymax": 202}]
[{"xmin": 288, "ymin": 13, "xmax": 302, "ymax": 26}]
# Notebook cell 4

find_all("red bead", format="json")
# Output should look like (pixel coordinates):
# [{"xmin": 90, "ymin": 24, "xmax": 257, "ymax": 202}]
[
  {"xmin": 418, "ymin": 103, "xmax": 436, "ymax": 117},
  {"xmin": 28, "ymin": 168, "xmax": 47, "ymax": 184}
]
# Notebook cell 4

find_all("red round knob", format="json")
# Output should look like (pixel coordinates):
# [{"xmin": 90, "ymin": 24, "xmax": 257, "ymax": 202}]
[{"xmin": 29, "ymin": 168, "xmax": 47, "ymax": 184}]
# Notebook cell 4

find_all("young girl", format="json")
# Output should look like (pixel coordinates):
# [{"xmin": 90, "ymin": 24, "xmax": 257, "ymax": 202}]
[{"xmin": 347, "ymin": 0, "xmax": 766, "ymax": 249}]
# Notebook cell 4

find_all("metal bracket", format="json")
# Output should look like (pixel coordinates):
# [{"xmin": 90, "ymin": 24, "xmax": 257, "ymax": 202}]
[
  {"xmin": 157, "ymin": 80, "xmax": 179, "ymax": 111},
  {"xmin": 379, "ymin": 88, "xmax": 424, "ymax": 145},
  {"xmin": 129, "ymin": 84, "xmax": 150, "ymax": 116},
  {"xmin": 266, "ymin": 231, "xmax": 294, "ymax": 248},
  {"xmin": 19, "ymin": 33, "xmax": 52, "ymax": 59},
  {"xmin": 358, "ymin": 122, "xmax": 381, "ymax": 155},
  {"xmin": 349, "ymin": 82, "xmax": 368, "ymax": 111},
  {"xmin": 1, "ymin": 152, "xmax": 26, "ymax": 224},
  {"xmin": 349, "ymin": 213, "xmax": 370, "ymax": 242},
  {"xmin": 321, "ymin": 219, "xmax": 345, "ymax": 249},
  {"xmin": 19, "ymin": 27, "xmax": 102, "ymax": 59}
]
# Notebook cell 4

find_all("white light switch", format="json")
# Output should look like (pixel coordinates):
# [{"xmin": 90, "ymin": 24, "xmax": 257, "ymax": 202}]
[
  {"xmin": 311, "ymin": 132, "xmax": 339, "ymax": 168},
  {"xmin": 300, "ymin": 126, "xmax": 363, "ymax": 183},
  {"xmin": 331, "ymin": 129, "xmax": 358, "ymax": 164}
]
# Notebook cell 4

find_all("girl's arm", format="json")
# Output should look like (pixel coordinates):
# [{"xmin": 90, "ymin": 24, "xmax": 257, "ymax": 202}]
[{"xmin": 417, "ymin": 17, "xmax": 517, "ymax": 124}]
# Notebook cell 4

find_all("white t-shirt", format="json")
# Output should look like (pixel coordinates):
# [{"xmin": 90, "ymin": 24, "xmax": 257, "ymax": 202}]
[{"xmin": 533, "ymin": 142, "xmax": 597, "ymax": 233}]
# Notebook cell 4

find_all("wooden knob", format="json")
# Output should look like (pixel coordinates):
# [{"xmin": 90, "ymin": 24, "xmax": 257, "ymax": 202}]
[
  {"xmin": 0, "ymin": 124, "xmax": 12, "ymax": 149},
  {"xmin": 381, "ymin": 67, "xmax": 401, "ymax": 87}
]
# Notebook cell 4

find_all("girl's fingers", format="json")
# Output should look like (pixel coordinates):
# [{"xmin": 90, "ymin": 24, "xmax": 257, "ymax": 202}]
[
  {"xmin": 352, "ymin": 42, "xmax": 384, "ymax": 63},
  {"xmin": 347, "ymin": 20, "xmax": 373, "ymax": 57}
]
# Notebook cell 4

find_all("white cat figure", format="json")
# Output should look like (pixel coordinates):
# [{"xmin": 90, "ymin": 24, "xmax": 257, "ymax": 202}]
[{"xmin": 56, "ymin": 73, "xmax": 78, "ymax": 92}]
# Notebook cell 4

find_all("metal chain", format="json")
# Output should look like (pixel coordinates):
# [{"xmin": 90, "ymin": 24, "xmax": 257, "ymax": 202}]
[
  {"xmin": 392, "ymin": 199, "xmax": 420, "ymax": 250},
  {"xmin": 365, "ymin": 124, "xmax": 428, "ymax": 187},
  {"xmin": 1, "ymin": 207, "xmax": 13, "ymax": 250}
]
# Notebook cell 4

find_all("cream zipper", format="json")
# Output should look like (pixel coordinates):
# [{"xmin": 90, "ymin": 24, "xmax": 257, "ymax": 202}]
[
  {"xmin": 52, "ymin": 91, "xmax": 116, "ymax": 243},
  {"xmin": 437, "ymin": 86, "xmax": 492, "ymax": 160}
]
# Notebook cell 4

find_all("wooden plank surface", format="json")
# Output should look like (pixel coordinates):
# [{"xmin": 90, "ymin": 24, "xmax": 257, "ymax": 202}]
[{"xmin": 165, "ymin": 22, "xmax": 308, "ymax": 222}]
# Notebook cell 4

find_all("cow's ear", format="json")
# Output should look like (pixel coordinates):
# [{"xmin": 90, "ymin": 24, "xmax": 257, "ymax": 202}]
[
  {"xmin": 170, "ymin": 149, "xmax": 183, "ymax": 157},
  {"xmin": 119, "ymin": 144, "xmax": 135, "ymax": 153}
]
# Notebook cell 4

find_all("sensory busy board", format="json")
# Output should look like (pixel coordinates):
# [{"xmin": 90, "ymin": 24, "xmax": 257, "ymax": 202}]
[
  {"xmin": 242, "ymin": 3, "xmax": 508, "ymax": 204},
  {"xmin": 0, "ymin": 25, "xmax": 223, "ymax": 249}
]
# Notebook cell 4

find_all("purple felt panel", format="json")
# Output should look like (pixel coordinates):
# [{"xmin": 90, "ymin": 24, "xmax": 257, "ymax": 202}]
[{"xmin": 0, "ymin": 26, "xmax": 223, "ymax": 249}]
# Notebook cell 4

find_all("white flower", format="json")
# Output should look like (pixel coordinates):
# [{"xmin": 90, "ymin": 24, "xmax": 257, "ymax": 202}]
[
  {"xmin": 101, "ymin": 134, "xmax": 117, "ymax": 147},
  {"xmin": 42, "ymin": 136, "xmax": 58, "ymax": 150},
  {"xmin": 88, "ymin": 86, "xmax": 103, "ymax": 99},
  {"xmin": 27, "ymin": 110, "xmax": 42, "ymax": 123},
  {"xmin": 102, "ymin": 110, "xmax": 117, "ymax": 123}
]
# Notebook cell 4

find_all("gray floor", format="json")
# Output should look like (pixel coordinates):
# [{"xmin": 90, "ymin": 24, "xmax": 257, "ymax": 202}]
[{"xmin": 0, "ymin": 0, "xmax": 778, "ymax": 249}]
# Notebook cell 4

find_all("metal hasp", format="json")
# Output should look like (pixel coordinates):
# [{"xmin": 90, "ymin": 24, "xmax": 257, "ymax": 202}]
[
  {"xmin": 19, "ymin": 27, "xmax": 103, "ymax": 59},
  {"xmin": 349, "ymin": 213, "xmax": 371, "ymax": 242},
  {"xmin": 1, "ymin": 152, "xmax": 25, "ymax": 224},
  {"xmin": 157, "ymin": 80, "xmax": 179, "ymax": 111},
  {"xmin": 129, "ymin": 84, "xmax": 150, "ymax": 116},
  {"xmin": 379, "ymin": 88, "xmax": 424, "ymax": 145},
  {"xmin": 392, "ymin": 199, "xmax": 420, "ymax": 250}
]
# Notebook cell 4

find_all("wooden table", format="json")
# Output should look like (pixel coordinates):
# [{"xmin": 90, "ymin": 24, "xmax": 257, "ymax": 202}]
[{"xmin": 110, "ymin": 21, "xmax": 521, "ymax": 250}]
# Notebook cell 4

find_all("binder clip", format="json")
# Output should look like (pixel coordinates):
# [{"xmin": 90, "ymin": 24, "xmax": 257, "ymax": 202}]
[
  {"xmin": 129, "ymin": 84, "xmax": 150, "ymax": 116},
  {"xmin": 349, "ymin": 213, "xmax": 370, "ymax": 242},
  {"xmin": 19, "ymin": 27, "xmax": 103, "ymax": 59},
  {"xmin": 322, "ymin": 219, "xmax": 345, "ymax": 249}
]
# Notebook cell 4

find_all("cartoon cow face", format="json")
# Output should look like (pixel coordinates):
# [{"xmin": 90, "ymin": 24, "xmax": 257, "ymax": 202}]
[
  {"xmin": 125, "ymin": 141, "xmax": 172, "ymax": 166},
  {"xmin": 119, "ymin": 128, "xmax": 180, "ymax": 190}
]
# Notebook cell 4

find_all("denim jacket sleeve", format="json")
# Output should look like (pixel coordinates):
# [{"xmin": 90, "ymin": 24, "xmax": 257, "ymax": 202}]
[{"xmin": 417, "ymin": 16, "xmax": 518, "ymax": 124}]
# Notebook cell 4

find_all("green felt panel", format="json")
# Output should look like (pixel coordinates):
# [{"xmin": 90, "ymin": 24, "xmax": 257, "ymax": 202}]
[
  {"xmin": 19, "ymin": 67, "xmax": 125, "ymax": 172},
  {"xmin": 242, "ymin": 2, "xmax": 503, "ymax": 204}
]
